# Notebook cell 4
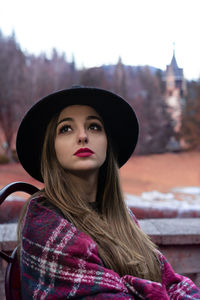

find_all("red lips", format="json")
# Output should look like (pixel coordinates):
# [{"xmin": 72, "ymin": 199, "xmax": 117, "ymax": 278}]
[{"xmin": 74, "ymin": 148, "xmax": 94, "ymax": 157}]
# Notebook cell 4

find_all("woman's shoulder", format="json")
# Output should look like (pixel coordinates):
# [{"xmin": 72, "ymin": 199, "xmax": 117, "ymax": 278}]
[
  {"xmin": 22, "ymin": 196, "xmax": 74, "ymax": 244},
  {"xmin": 22, "ymin": 196, "xmax": 97, "ymax": 252},
  {"xmin": 28, "ymin": 195, "xmax": 65, "ymax": 218},
  {"xmin": 27, "ymin": 195, "xmax": 63, "ymax": 221},
  {"xmin": 21, "ymin": 195, "xmax": 100, "ymax": 266}
]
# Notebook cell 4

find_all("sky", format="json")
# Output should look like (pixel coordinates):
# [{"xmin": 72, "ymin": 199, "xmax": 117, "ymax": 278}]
[{"xmin": 0, "ymin": 0, "xmax": 200, "ymax": 80}]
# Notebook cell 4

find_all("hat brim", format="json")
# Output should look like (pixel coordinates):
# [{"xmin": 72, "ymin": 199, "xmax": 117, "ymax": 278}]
[{"xmin": 16, "ymin": 87, "xmax": 139, "ymax": 182}]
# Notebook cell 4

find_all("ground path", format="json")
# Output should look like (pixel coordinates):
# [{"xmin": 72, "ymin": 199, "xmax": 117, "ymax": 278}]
[
  {"xmin": 120, "ymin": 151, "xmax": 200, "ymax": 195},
  {"xmin": 0, "ymin": 151, "xmax": 199, "ymax": 196}
]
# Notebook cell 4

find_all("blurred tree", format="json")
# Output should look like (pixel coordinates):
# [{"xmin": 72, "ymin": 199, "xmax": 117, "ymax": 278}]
[
  {"xmin": 132, "ymin": 67, "xmax": 174, "ymax": 154},
  {"xmin": 51, "ymin": 48, "xmax": 77, "ymax": 90},
  {"xmin": 78, "ymin": 67, "xmax": 108, "ymax": 89},
  {"xmin": 0, "ymin": 31, "xmax": 27, "ymax": 160},
  {"xmin": 0, "ymin": 32, "xmax": 78, "ymax": 161},
  {"xmin": 181, "ymin": 80, "xmax": 200, "ymax": 149},
  {"xmin": 25, "ymin": 49, "xmax": 77, "ymax": 104},
  {"xmin": 113, "ymin": 57, "xmax": 127, "ymax": 98}
]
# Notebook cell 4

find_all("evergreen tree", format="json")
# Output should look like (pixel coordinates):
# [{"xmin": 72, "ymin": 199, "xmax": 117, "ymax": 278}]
[{"xmin": 181, "ymin": 80, "xmax": 200, "ymax": 149}]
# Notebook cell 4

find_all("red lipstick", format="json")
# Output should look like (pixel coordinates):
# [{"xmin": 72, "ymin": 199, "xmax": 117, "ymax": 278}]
[{"xmin": 74, "ymin": 148, "xmax": 94, "ymax": 157}]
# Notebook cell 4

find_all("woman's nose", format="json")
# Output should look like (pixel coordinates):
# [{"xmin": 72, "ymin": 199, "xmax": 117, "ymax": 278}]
[{"xmin": 77, "ymin": 128, "xmax": 88, "ymax": 144}]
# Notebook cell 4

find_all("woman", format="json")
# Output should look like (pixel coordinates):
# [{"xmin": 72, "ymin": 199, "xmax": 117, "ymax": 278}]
[{"xmin": 17, "ymin": 87, "xmax": 200, "ymax": 299}]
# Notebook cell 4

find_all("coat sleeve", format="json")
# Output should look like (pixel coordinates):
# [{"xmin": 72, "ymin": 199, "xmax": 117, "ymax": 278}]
[
  {"xmin": 160, "ymin": 253, "xmax": 200, "ymax": 299},
  {"xmin": 121, "ymin": 253, "xmax": 200, "ymax": 299}
]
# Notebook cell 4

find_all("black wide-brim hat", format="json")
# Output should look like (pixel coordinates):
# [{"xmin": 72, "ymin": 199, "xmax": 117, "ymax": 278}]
[{"xmin": 16, "ymin": 87, "xmax": 139, "ymax": 182}]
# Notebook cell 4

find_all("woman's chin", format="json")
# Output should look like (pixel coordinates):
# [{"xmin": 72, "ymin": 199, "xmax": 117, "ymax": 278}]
[
  {"xmin": 66, "ymin": 160, "xmax": 104, "ymax": 173},
  {"xmin": 67, "ymin": 165, "xmax": 100, "ymax": 177}
]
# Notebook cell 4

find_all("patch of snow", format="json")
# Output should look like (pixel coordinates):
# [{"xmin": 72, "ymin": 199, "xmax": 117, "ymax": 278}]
[
  {"xmin": 172, "ymin": 186, "xmax": 200, "ymax": 195},
  {"xmin": 141, "ymin": 190, "xmax": 174, "ymax": 201},
  {"xmin": 125, "ymin": 186, "xmax": 200, "ymax": 215}
]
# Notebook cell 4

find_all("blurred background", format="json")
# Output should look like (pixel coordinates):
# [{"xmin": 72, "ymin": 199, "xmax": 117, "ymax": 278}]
[
  {"xmin": 0, "ymin": 1, "xmax": 200, "ymax": 293},
  {"xmin": 0, "ymin": 0, "xmax": 200, "ymax": 219}
]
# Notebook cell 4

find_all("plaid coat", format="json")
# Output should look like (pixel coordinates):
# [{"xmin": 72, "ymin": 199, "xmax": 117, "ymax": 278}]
[{"xmin": 20, "ymin": 197, "xmax": 200, "ymax": 299}]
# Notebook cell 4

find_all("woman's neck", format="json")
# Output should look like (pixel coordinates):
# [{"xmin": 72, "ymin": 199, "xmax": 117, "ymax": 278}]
[{"xmin": 69, "ymin": 170, "xmax": 98, "ymax": 203}]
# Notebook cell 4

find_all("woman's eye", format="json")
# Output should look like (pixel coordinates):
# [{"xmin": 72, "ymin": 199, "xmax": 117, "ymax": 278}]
[
  {"xmin": 89, "ymin": 123, "xmax": 102, "ymax": 131},
  {"xmin": 58, "ymin": 125, "xmax": 72, "ymax": 134}
]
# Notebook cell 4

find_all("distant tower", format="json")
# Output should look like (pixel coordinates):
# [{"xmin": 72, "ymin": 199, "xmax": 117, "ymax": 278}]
[
  {"xmin": 113, "ymin": 57, "xmax": 126, "ymax": 97},
  {"xmin": 163, "ymin": 45, "xmax": 187, "ymax": 133}
]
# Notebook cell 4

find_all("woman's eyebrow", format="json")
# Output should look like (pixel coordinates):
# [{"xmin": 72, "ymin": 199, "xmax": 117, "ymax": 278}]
[
  {"xmin": 57, "ymin": 115, "xmax": 103, "ymax": 127},
  {"xmin": 86, "ymin": 116, "xmax": 102, "ymax": 122},
  {"xmin": 57, "ymin": 117, "xmax": 74, "ymax": 126}
]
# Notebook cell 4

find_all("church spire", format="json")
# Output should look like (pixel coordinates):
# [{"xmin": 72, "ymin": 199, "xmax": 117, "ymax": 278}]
[
  {"xmin": 173, "ymin": 42, "xmax": 175, "ymax": 57},
  {"xmin": 170, "ymin": 42, "xmax": 178, "ymax": 69}
]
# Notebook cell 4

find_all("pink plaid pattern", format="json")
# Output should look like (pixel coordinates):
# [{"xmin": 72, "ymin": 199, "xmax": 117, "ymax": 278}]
[{"xmin": 20, "ymin": 197, "xmax": 200, "ymax": 299}]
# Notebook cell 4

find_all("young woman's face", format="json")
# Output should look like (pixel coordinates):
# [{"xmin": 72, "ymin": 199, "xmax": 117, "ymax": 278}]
[{"xmin": 54, "ymin": 105, "xmax": 107, "ymax": 175}]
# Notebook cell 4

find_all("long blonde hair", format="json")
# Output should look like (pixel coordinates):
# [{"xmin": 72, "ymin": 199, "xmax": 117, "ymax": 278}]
[{"xmin": 18, "ymin": 111, "xmax": 161, "ymax": 282}]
